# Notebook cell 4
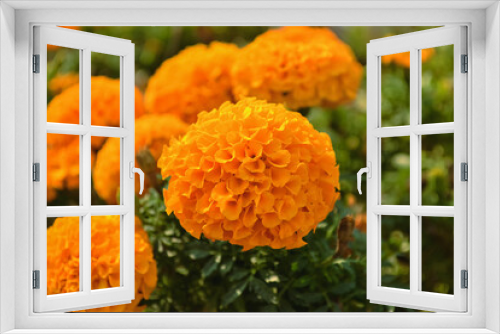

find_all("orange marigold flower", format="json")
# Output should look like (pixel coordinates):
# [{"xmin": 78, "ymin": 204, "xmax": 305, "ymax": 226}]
[
  {"xmin": 93, "ymin": 114, "xmax": 188, "ymax": 204},
  {"xmin": 144, "ymin": 42, "xmax": 239, "ymax": 124},
  {"xmin": 381, "ymin": 48, "xmax": 435, "ymax": 68},
  {"xmin": 158, "ymin": 98, "xmax": 340, "ymax": 251},
  {"xmin": 49, "ymin": 73, "xmax": 79, "ymax": 95},
  {"xmin": 47, "ymin": 76, "xmax": 145, "ymax": 150},
  {"xmin": 354, "ymin": 213, "xmax": 367, "ymax": 233},
  {"xmin": 231, "ymin": 26, "xmax": 362, "ymax": 110},
  {"xmin": 47, "ymin": 216, "xmax": 157, "ymax": 312},
  {"xmin": 47, "ymin": 135, "xmax": 95, "ymax": 202}
]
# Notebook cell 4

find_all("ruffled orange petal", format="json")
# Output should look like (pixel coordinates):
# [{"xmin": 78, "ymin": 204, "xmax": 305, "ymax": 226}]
[{"xmin": 262, "ymin": 212, "xmax": 281, "ymax": 228}]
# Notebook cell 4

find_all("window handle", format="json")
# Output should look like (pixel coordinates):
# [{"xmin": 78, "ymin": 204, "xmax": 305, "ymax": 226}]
[
  {"xmin": 129, "ymin": 162, "xmax": 145, "ymax": 195},
  {"xmin": 357, "ymin": 162, "xmax": 372, "ymax": 195}
]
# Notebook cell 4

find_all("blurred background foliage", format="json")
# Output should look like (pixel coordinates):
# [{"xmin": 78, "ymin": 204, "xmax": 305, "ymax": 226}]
[{"xmin": 47, "ymin": 26, "xmax": 455, "ymax": 312}]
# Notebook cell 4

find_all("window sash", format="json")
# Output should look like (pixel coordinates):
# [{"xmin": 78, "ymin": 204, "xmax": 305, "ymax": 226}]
[
  {"xmin": 32, "ymin": 26, "xmax": 136, "ymax": 313},
  {"xmin": 366, "ymin": 26, "xmax": 468, "ymax": 312}
]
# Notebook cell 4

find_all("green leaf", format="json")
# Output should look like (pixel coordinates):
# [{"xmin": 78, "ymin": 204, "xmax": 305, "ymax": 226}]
[
  {"xmin": 292, "ymin": 275, "xmax": 313, "ymax": 288},
  {"xmin": 314, "ymin": 305, "xmax": 329, "ymax": 312},
  {"xmin": 221, "ymin": 279, "xmax": 249, "ymax": 308},
  {"xmin": 186, "ymin": 248, "xmax": 211, "ymax": 260},
  {"xmin": 166, "ymin": 250, "xmax": 177, "ymax": 257},
  {"xmin": 175, "ymin": 266, "xmax": 189, "ymax": 276},
  {"xmin": 330, "ymin": 281, "xmax": 356, "ymax": 295},
  {"xmin": 229, "ymin": 268, "xmax": 250, "ymax": 282},
  {"xmin": 278, "ymin": 298, "xmax": 295, "ymax": 312},
  {"xmin": 259, "ymin": 269, "xmax": 280, "ymax": 284},
  {"xmin": 250, "ymin": 278, "xmax": 278, "ymax": 305},
  {"xmin": 219, "ymin": 256, "xmax": 234, "ymax": 276},
  {"xmin": 202, "ymin": 254, "xmax": 221, "ymax": 279},
  {"xmin": 295, "ymin": 292, "xmax": 324, "ymax": 306},
  {"xmin": 259, "ymin": 305, "xmax": 278, "ymax": 312}
]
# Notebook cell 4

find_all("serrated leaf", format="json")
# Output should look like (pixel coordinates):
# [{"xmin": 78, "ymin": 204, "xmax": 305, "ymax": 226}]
[
  {"xmin": 250, "ymin": 278, "xmax": 278, "ymax": 305},
  {"xmin": 221, "ymin": 279, "xmax": 249, "ymax": 308}
]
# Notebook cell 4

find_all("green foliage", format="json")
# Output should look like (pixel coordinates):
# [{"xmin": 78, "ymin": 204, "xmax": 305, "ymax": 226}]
[{"xmin": 137, "ymin": 189, "xmax": 407, "ymax": 312}]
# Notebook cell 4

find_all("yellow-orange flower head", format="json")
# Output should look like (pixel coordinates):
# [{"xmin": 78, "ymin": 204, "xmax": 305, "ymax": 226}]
[
  {"xmin": 49, "ymin": 73, "xmax": 80, "ymax": 95},
  {"xmin": 93, "ymin": 114, "xmax": 189, "ymax": 204},
  {"xmin": 47, "ymin": 76, "xmax": 146, "ymax": 150},
  {"xmin": 231, "ymin": 26, "xmax": 363, "ymax": 110},
  {"xmin": 47, "ymin": 216, "xmax": 157, "ymax": 312},
  {"xmin": 47, "ymin": 135, "xmax": 95, "ymax": 202},
  {"xmin": 158, "ymin": 98, "xmax": 340, "ymax": 251},
  {"xmin": 144, "ymin": 42, "xmax": 239, "ymax": 124}
]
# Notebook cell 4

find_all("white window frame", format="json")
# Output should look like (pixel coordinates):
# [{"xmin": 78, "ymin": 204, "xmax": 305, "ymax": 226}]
[
  {"xmin": 0, "ymin": 1, "xmax": 499, "ymax": 333},
  {"xmin": 33, "ymin": 26, "xmax": 136, "ymax": 313},
  {"xmin": 366, "ymin": 26, "xmax": 468, "ymax": 312}
]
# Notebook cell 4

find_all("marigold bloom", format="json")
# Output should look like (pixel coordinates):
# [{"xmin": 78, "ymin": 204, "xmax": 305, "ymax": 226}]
[
  {"xmin": 49, "ymin": 73, "xmax": 79, "ymax": 95},
  {"xmin": 47, "ymin": 135, "xmax": 95, "ymax": 202},
  {"xmin": 144, "ymin": 42, "xmax": 239, "ymax": 124},
  {"xmin": 47, "ymin": 76, "xmax": 145, "ymax": 150},
  {"xmin": 93, "ymin": 114, "xmax": 188, "ymax": 204},
  {"xmin": 354, "ymin": 213, "xmax": 367, "ymax": 233},
  {"xmin": 47, "ymin": 216, "xmax": 157, "ymax": 312},
  {"xmin": 381, "ymin": 49, "xmax": 434, "ymax": 68},
  {"xmin": 231, "ymin": 26, "xmax": 362, "ymax": 110},
  {"xmin": 158, "ymin": 98, "xmax": 340, "ymax": 250}
]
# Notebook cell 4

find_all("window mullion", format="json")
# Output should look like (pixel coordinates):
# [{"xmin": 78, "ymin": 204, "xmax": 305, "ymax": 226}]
[
  {"xmin": 81, "ymin": 47, "xmax": 92, "ymax": 294},
  {"xmin": 409, "ymin": 48, "xmax": 421, "ymax": 294}
]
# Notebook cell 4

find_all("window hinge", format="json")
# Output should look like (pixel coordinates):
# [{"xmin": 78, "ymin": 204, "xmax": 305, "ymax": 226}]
[
  {"xmin": 33, "ymin": 270, "xmax": 40, "ymax": 289},
  {"xmin": 33, "ymin": 163, "xmax": 40, "ymax": 182},
  {"xmin": 461, "ymin": 162, "xmax": 468, "ymax": 181},
  {"xmin": 461, "ymin": 270, "xmax": 468, "ymax": 289},
  {"xmin": 461, "ymin": 54, "xmax": 468, "ymax": 73},
  {"xmin": 33, "ymin": 54, "xmax": 40, "ymax": 73}
]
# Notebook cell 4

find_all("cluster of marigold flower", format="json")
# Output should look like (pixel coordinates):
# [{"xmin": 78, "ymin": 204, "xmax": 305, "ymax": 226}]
[{"xmin": 46, "ymin": 26, "xmax": 424, "ymax": 312}]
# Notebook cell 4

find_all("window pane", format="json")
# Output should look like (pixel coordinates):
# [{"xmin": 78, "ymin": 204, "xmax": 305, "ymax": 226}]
[
  {"xmin": 92, "ymin": 137, "xmax": 121, "ymax": 205},
  {"xmin": 421, "ymin": 133, "xmax": 454, "ymax": 206},
  {"xmin": 421, "ymin": 217, "xmax": 454, "ymax": 294},
  {"xmin": 47, "ymin": 134, "xmax": 80, "ymax": 206},
  {"xmin": 381, "ymin": 215, "xmax": 410, "ymax": 290},
  {"xmin": 421, "ymin": 45, "xmax": 454, "ymax": 124},
  {"xmin": 91, "ymin": 52, "xmax": 121, "ymax": 127},
  {"xmin": 381, "ymin": 52, "xmax": 410, "ymax": 127},
  {"xmin": 47, "ymin": 216, "xmax": 80, "ymax": 294},
  {"xmin": 381, "ymin": 136, "xmax": 410, "ymax": 205},
  {"xmin": 47, "ymin": 45, "xmax": 80, "ymax": 124},
  {"xmin": 91, "ymin": 215, "xmax": 121, "ymax": 290}
]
